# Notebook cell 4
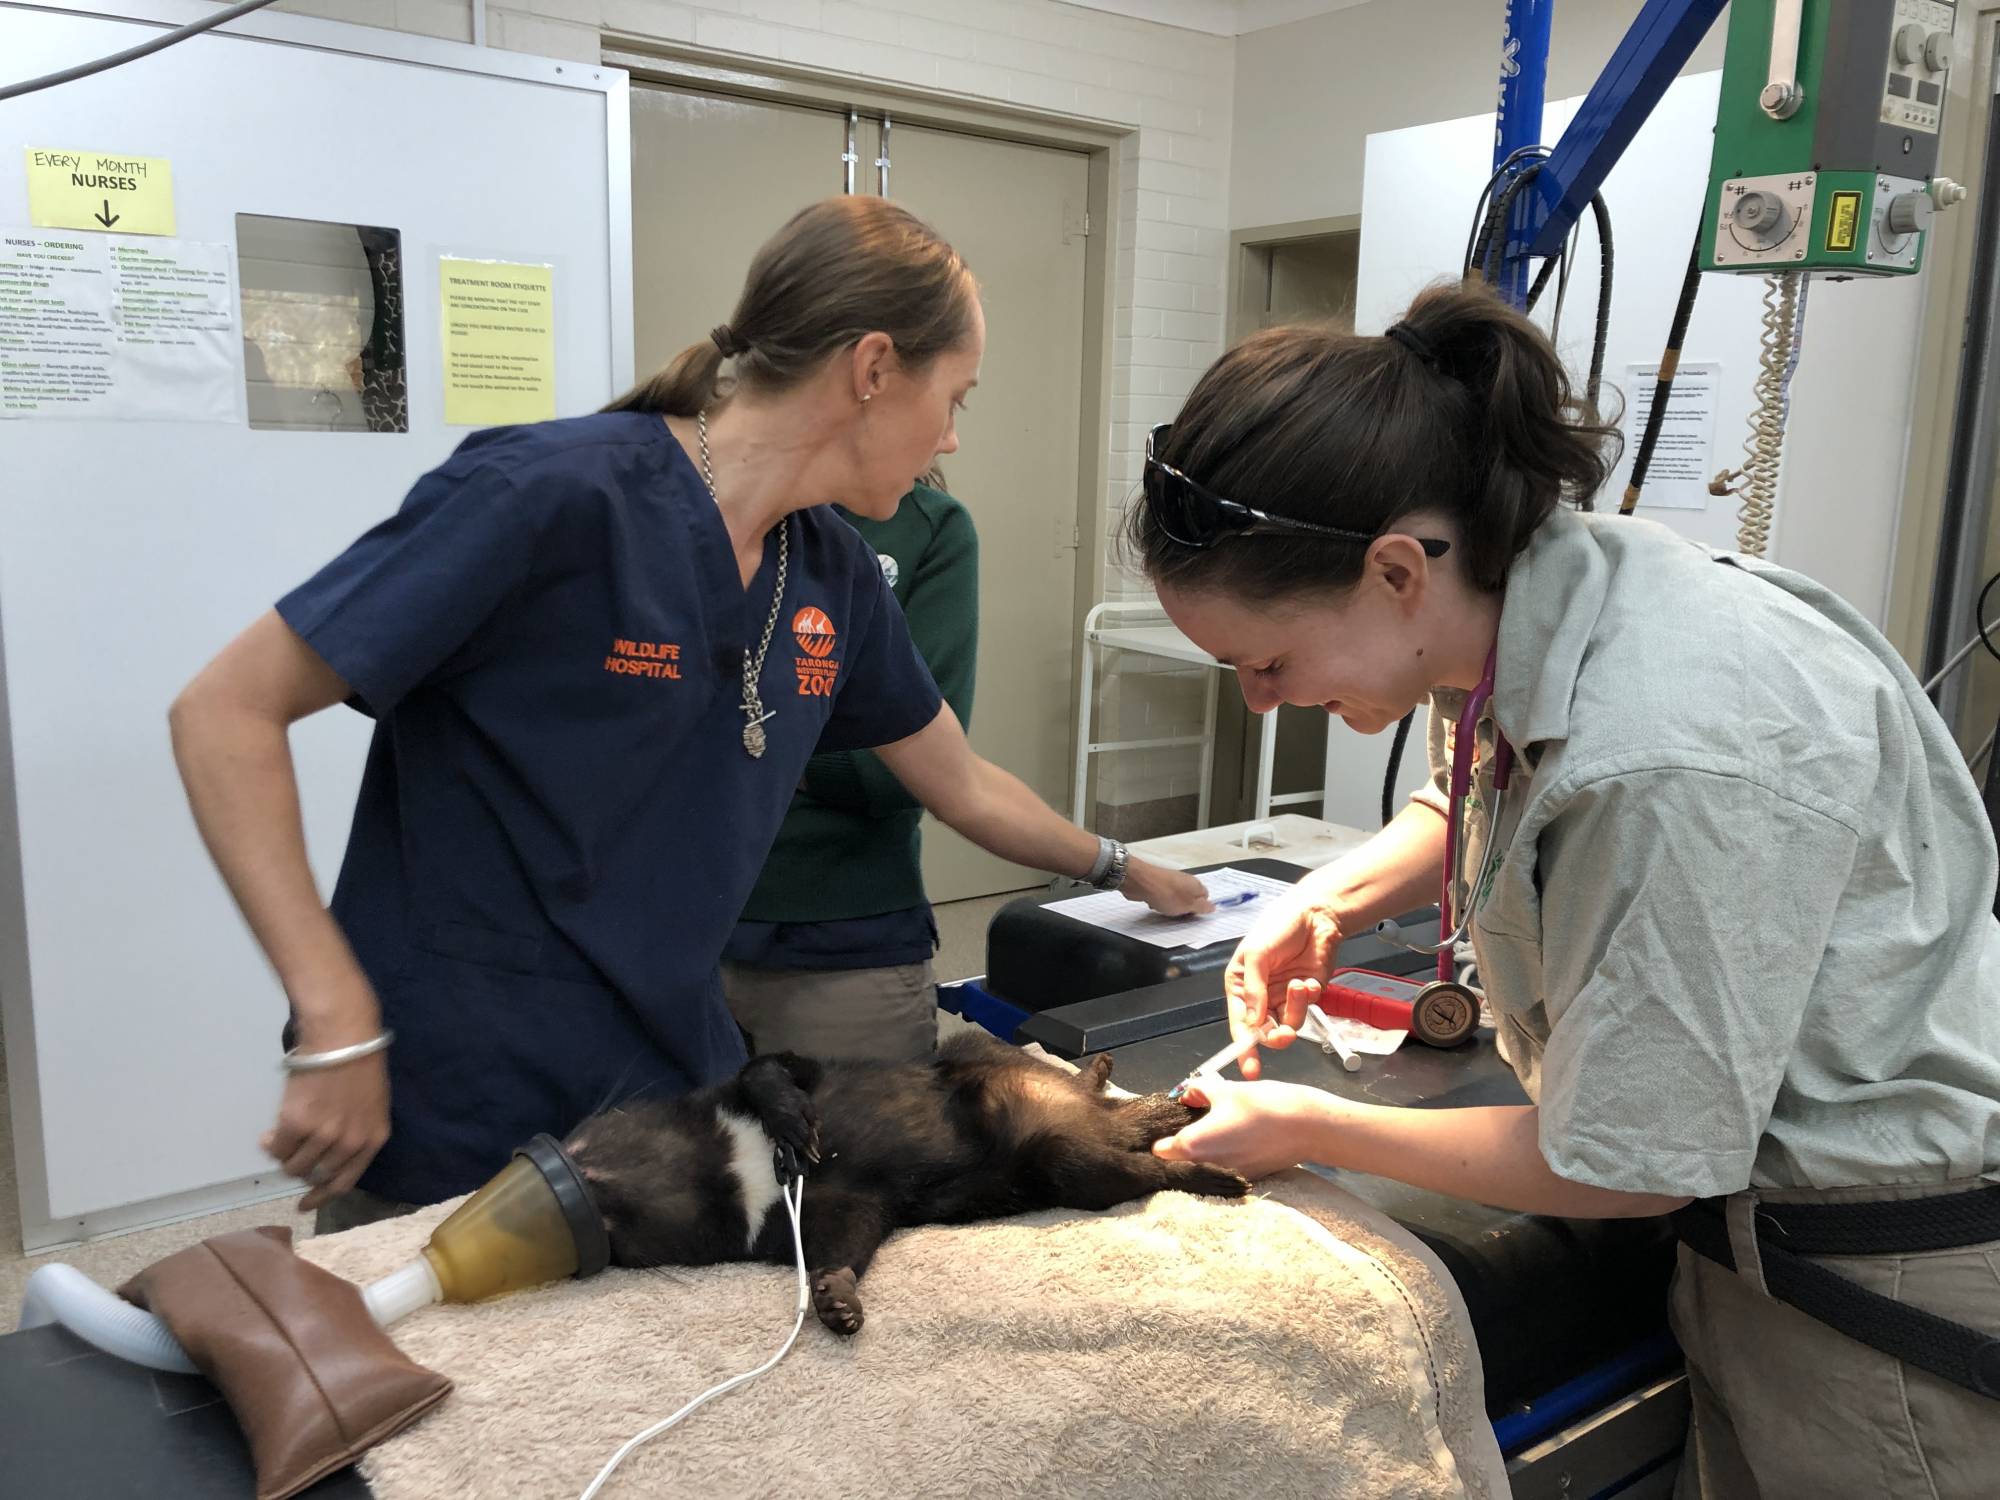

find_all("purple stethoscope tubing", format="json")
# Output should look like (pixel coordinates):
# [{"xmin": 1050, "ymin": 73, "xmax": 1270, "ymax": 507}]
[{"xmin": 1431, "ymin": 645, "xmax": 1514, "ymax": 982}]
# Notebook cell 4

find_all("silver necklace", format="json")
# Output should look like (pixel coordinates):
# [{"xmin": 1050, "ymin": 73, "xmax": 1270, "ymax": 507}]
[{"xmin": 698, "ymin": 408, "xmax": 788, "ymax": 759}]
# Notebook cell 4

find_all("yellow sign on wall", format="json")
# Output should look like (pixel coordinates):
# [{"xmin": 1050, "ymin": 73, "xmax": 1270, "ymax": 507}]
[
  {"xmin": 440, "ymin": 258, "xmax": 556, "ymax": 427},
  {"xmin": 25, "ymin": 148, "xmax": 177, "ymax": 236}
]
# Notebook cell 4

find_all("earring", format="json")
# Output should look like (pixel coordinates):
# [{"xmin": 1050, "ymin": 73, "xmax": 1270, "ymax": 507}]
[{"xmin": 861, "ymin": 393, "xmax": 873, "ymax": 404}]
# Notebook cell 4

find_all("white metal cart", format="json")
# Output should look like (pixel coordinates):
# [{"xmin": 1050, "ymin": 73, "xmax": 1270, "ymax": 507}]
[{"xmin": 1071, "ymin": 601, "xmax": 1322, "ymax": 828}]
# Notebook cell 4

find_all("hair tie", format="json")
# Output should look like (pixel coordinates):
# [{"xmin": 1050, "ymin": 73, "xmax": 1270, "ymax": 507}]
[
  {"xmin": 1384, "ymin": 321, "xmax": 1439, "ymax": 369},
  {"xmin": 710, "ymin": 324, "xmax": 743, "ymax": 358}
]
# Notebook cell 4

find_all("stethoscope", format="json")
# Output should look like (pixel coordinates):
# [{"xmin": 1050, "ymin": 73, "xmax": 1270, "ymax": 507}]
[{"xmin": 1374, "ymin": 644, "xmax": 1514, "ymax": 1027}]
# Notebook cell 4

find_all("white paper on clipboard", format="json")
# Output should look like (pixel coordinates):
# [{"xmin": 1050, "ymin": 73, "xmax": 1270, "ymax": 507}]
[{"xmin": 1044, "ymin": 868, "xmax": 1295, "ymax": 950}]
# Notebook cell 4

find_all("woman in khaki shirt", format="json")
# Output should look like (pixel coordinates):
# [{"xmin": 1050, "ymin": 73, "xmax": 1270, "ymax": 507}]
[{"xmin": 1137, "ymin": 281, "xmax": 2000, "ymax": 1498}]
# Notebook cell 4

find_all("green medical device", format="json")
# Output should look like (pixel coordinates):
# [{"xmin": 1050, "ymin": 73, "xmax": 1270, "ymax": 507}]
[{"xmin": 1703, "ymin": 0, "xmax": 1967, "ymax": 276}]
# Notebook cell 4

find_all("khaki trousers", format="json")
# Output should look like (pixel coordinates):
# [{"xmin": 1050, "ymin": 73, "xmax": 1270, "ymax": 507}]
[
  {"xmin": 721, "ymin": 958, "xmax": 939, "ymax": 1064},
  {"xmin": 1671, "ymin": 1180, "xmax": 2000, "ymax": 1499}
]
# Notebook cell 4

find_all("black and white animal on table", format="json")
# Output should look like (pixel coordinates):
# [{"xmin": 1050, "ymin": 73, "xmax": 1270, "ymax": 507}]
[{"xmin": 564, "ymin": 1030, "xmax": 1249, "ymax": 1334}]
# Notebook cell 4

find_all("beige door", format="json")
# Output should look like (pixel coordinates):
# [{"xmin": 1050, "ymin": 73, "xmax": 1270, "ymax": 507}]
[
  {"xmin": 629, "ymin": 88, "xmax": 848, "ymax": 371},
  {"xmin": 869, "ymin": 118, "xmax": 1091, "ymax": 900},
  {"xmin": 629, "ymin": 86, "xmax": 1092, "ymax": 903}
]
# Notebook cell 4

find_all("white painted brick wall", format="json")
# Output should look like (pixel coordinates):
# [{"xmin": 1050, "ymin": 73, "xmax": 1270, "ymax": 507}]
[
  {"xmin": 271, "ymin": 0, "xmax": 1235, "ymax": 811},
  {"xmin": 396, "ymin": 0, "xmax": 474, "ymax": 41}
]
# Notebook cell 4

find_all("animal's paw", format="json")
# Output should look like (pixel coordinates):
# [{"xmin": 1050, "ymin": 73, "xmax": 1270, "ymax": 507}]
[
  {"xmin": 1122, "ymin": 1093, "xmax": 1201, "ymax": 1144},
  {"xmin": 1176, "ymin": 1162, "xmax": 1252, "ymax": 1199},
  {"xmin": 813, "ymin": 1268, "xmax": 864, "ymax": 1336},
  {"xmin": 742, "ymin": 1058, "xmax": 822, "ymax": 1166},
  {"xmin": 765, "ymin": 1095, "xmax": 821, "ymax": 1168}
]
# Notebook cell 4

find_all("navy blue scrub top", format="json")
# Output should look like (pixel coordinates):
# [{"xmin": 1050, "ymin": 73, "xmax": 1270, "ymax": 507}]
[{"xmin": 276, "ymin": 412, "xmax": 943, "ymax": 1204}]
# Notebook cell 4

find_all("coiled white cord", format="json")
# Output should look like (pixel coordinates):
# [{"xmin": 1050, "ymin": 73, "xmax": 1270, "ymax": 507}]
[
  {"xmin": 577, "ymin": 1175, "xmax": 810, "ymax": 1500},
  {"xmin": 1715, "ymin": 271, "xmax": 1808, "ymax": 557}
]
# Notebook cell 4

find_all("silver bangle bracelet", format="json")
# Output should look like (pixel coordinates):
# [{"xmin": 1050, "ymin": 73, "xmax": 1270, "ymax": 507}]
[
  {"xmin": 1091, "ymin": 840, "xmax": 1130, "ymax": 891},
  {"xmin": 1084, "ymin": 835, "xmax": 1115, "ymax": 886},
  {"xmin": 281, "ymin": 1030, "xmax": 393, "ymax": 1073}
]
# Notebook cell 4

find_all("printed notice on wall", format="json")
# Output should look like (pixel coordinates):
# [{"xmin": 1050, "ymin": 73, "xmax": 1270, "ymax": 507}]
[
  {"xmin": 0, "ymin": 230, "xmax": 239, "ymax": 422},
  {"xmin": 25, "ymin": 148, "xmax": 177, "ymax": 237},
  {"xmin": 440, "ymin": 258, "xmax": 555, "ymax": 426},
  {"xmin": 1620, "ymin": 361, "xmax": 1720, "ymax": 510}
]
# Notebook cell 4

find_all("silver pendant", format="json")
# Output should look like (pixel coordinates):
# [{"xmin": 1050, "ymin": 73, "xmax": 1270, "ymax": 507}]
[{"xmin": 741, "ymin": 702, "xmax": 774, "ymax": 759}]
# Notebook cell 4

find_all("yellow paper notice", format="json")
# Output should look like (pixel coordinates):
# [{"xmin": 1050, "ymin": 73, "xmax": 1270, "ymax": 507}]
[
  {"xmin": 26, "ymin": 148, "xmax": 177, "ymax": 236},
  {"xmin": 440, "ymin": 258, "xmax": 556, "ymax": 426}
]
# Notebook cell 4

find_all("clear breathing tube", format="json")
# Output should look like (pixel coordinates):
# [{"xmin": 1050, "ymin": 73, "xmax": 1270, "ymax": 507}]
[
  {"xmin": 22, "ymin": 1165, "xmax": 819, "ymax": 1500},
  {"xmin": 15, "ymin": 1263, "xmax": 200, "ymax": 1372},
  {"xmin": 17, "ymin": 1132, "xmax": 597, "ymax": 1374},
  {"xmin": 15, "ymin": 1253, "xmax": 438, "ymax": 1372}
]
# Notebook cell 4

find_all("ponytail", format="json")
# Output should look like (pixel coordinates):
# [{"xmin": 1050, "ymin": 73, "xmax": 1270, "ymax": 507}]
[
  {"xmin": 1397, "ymin": 282, "xmax": 1619, "ymax": 588},
  {"xmin": 603, "ymin": 337, "xmax": 726, "ymax": 419},
  {"xmin": 1128, "ymin": 281, "xmax": 1619, "ymax": 600}
]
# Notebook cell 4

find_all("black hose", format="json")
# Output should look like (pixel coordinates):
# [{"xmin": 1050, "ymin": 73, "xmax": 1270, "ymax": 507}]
[
  {"xmin": 1381, "ymin": 711, "xmax": 1416, "ymax": 827},
  {"xmin": 1621, "ymin": 234, "xmax": 1705, "ymax": 515},
  {"xmin": 1474, "ymin": 172, "xmax": 1532, "ymax": 285},
  {"xmin": 1524, "ymin": 245, "xmax": 1565, "ymax": 311},
  {"xmin": 1979, "ymin": 571, "xmax": 2000, "ymax": 666},
  {"xmin": 1585, "ymin": 192, "xmax": 1615, "ymax": 412},
  {"xmin": 1469, "ymin": 164, "xmax": 1543, "ymax": 287},
  {"xmin": 1462, "ymin": 147, "xmax": 1549, "ymax": 275}
]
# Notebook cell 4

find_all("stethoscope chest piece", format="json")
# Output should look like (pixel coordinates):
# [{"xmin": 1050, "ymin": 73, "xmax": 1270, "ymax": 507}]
[{"xmin": 1410, "ymin": 980, "xmax": 1481, "ymax": 1048}]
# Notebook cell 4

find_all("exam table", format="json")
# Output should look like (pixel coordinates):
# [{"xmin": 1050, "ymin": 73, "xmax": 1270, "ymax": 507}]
[
  {"xmin": 0, "ymin": 861, "xmax": 1683, "ymax": 1499},
  {"xmin": 949, "ymin": 859, "xmax": 1691, "ymax": 1498}
]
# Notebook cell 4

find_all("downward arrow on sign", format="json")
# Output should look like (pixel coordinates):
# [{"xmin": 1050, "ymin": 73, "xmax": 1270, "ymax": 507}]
[{"xmin": 94, "ymin": 199, "xmax": 120, "ymax": 229}]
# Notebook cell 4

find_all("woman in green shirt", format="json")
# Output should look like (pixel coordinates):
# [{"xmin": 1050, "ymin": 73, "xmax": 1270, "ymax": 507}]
[{"xmin": 723, "ymin": 474, "xmax": 980, "ymax": 1061}]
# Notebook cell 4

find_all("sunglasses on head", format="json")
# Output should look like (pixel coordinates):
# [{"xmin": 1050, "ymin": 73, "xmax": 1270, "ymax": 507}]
[{"xmin": 1141, "ymin": 422, "xmax": 1451, "ymax": 558}]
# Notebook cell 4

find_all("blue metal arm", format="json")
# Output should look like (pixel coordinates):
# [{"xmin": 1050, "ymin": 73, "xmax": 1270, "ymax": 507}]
[
  {"xmin": 1489, "ymin": 0, "xmax": 1729, "ymax": 290},
  {"xmin": 1492, "ymin": 0, "xmax": 1555, "ymax": 303},
  {"xmin": 1527, "ymin": 0, "xmax": 1729, "ymax": 259}
]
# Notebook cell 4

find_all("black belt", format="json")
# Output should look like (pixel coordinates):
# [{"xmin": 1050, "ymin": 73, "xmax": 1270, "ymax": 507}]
[{"xmin": 1673, "ymin": 1186, "xmax": 2000, "ymax": 1400}]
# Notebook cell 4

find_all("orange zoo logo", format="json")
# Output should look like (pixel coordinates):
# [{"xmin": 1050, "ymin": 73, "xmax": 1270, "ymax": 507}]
[{"xmin": 793, "ymin": 607, "xmax": 837, "ymax": 657}]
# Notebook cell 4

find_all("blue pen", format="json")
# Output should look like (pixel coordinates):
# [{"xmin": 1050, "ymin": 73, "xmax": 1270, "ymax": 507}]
[{"xmin": 1211, "ymin": 891, "xmax": 1258, "ymax": 909}]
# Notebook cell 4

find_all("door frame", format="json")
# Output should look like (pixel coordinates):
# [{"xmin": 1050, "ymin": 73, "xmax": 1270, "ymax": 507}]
[
  {"xmin": 1200, "ymin": 214, "xmax": 1363, "ymax": 824},
  {"xmin": 1227, "ymin": 213, "xmax": 1361, "ymax": 373},
  {"xmin": 604, "ymin": 38, "xmax": 1125, "ymax": 785}
]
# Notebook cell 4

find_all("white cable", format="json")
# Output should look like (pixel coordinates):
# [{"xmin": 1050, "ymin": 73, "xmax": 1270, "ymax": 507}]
[
  {"xmin": 1547, "ymin": 219, "xmax": 1579, "ymax": 351},
  {"xmin": 577, "ymin": 1176, "xmax": 811, "ymax": 1500}
]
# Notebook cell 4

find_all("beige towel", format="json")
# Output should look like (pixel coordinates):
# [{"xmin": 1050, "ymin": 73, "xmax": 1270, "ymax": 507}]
[{"xmin": 302, "ymin": 1167, "xmax": 1505, "ymax": 1500}]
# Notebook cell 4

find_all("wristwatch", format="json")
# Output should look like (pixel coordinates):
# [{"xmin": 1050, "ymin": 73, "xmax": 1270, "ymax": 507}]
[{"xmin": 1086, "ymin": 836, "xmax": 1130, "ymax": 891}]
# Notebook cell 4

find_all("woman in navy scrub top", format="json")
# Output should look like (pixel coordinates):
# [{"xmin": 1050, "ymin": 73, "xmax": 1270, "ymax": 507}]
[{"xmin": 170, "ymin": 198, "xmax": 1208, "ymax": 1227}]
